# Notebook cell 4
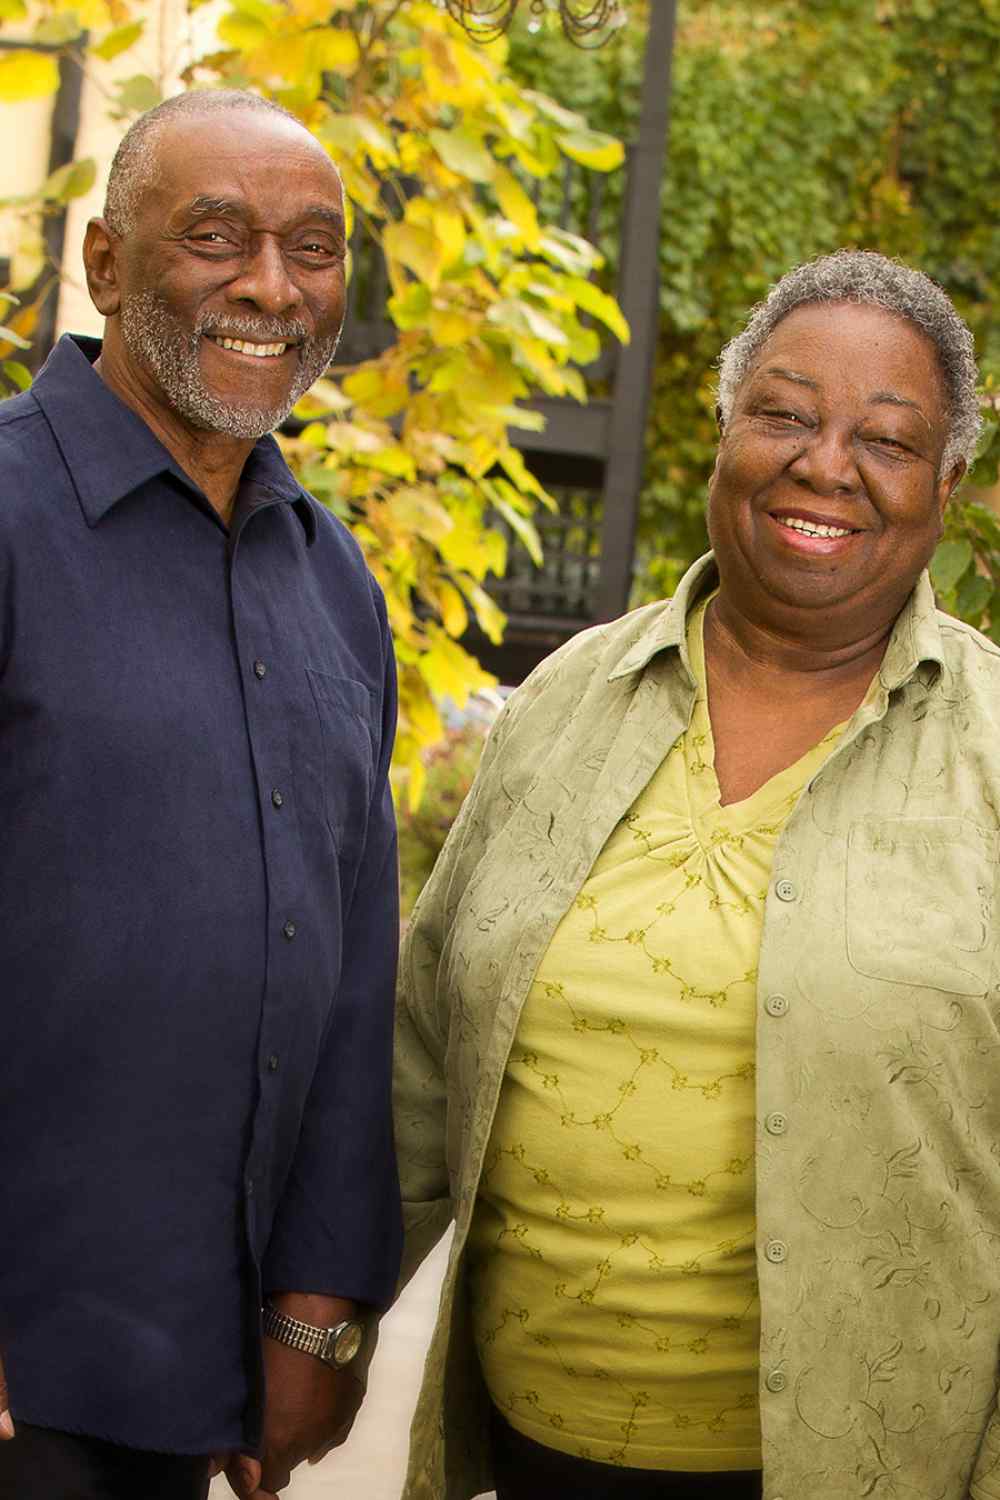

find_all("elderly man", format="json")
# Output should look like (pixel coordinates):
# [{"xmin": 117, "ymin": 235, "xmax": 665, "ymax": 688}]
[{"xmin": 0, "ymin": 91, "xmax": 401, "ymax": 1500}]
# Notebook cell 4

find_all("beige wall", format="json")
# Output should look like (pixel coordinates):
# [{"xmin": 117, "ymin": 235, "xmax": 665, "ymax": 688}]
[{"xmin": 58, "ymin": 0, "xmax": 201, "ymax": 337}]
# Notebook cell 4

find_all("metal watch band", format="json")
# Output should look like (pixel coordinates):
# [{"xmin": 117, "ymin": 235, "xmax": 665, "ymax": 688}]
[{"xmin": 262, "ymin": 1304, "xmax": 331, "ymax": 1359}]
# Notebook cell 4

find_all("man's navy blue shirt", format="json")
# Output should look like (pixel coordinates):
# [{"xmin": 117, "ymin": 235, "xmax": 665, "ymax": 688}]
[{"xmin": 0, "ymin": 336, "xmax": 403, "ymax": 1453}]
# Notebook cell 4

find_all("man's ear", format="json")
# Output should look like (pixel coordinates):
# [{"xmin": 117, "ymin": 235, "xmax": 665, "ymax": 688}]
[{"xmin": 83, "ymin": 218, "xmax": 123, "ymax": 317}]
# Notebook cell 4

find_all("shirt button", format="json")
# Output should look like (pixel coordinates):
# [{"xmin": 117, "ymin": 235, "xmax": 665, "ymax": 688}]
[
  {"xmin": 271, "ymin": 788, "xmax": 284, "ymax": 809},
  {"xmin": 765, "ymin": 1369, "xmax": 787, "ymax": 1393},
  {"xmin": 246, "ymin": 1178, "xmax": 255, "ymax": 1198},
  {"xmin": 775, "ymin": 878, "xmax": 797, "ymax": 902},
  {"xmin": 283, "ymin": 919, "xmax": 297, "ymax": 940},
  {"xmin": 253, "ymin": 659, "xmax": 267, "ymax": 680},
  {"xmin": 764, "ymin": 993, "xmax": 789, "ymax": 1018},
  {"xmin": 765, "ymin": 1239, "xmax": 788, "ymax": 1264},
  {"xmin": 765, "ymin": 1111, "xmax": 788, "ymax": 1135},
  {"xmin": 267, "ymin": 1054, "xmax": 280, "ymax": 1073}
]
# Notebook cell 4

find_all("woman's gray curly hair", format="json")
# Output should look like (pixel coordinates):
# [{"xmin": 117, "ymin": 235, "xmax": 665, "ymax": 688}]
[{"xmin": 716, "ymin": 250, "xmax": 981, "ymax": 474}]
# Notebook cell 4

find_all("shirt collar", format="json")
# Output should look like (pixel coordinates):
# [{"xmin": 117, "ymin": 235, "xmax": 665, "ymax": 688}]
[
  {"xmin": 608, "ymin": 550, "xmax": 944, "ymax": 688},
  {"xmin": 31, "ymin": 334, "xmax": 316, "ymax": 544}
]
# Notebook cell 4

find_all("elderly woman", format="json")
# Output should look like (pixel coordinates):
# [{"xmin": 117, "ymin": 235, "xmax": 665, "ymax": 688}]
[{"xmin": 394, "ymin": 250, "xmax": 1000, "ymax": 1500}]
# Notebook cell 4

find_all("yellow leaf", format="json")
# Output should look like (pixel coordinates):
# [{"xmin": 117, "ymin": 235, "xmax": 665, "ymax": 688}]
[
  {"xmin": 435, "ymin": 580, "xmax": 468, "ymax": 636},
  {"xmin": 417, "ymin": 626, "xmax": 491, "ymax": 703},
  {"xmin": 430, "ymin": 203, "xmax": 466, "ymax": 267},
  {"xmin": 400, "ymin": 679, "xmax": 444, "ymax": 745},
  {"xmin": 438, "ymin": 504, "xmax": 494, "ymax": 578},
  {"xmin": 459, "ymin": 578, "xmax": 506, "ymax": 644},
  {"xmin": 428, "ymin": 127, "xmax": 495, "ymax": 184},
  {"xmin": 341, "ymin": 366, "xmax": 384, "ymax": 404},
  {"xmin": 427, "ymin": 307, "xmax": 477, "ymax": 348},
  {"xmin": 405, "ymin": 754, "xmax": 426, "ymax": 814},
  {"xmin": 494, "ymin": 167, "xmax": 540, "ymax": 248},
  {"xmin": 311, "ymin": 26, "xmax": 360, "ymax": 75},
  {"xmin": 566, "ymin": 276, "xmax": 630, "ymax": 344},
  {"xmin": 92, "ymin": 19, "xmax": 144, "ymax": 59},
  {"xmin": 388, "ymin": 485, "xmax": 454, "ymax": 543},
  {"xmin": 217, "ymin": 10, "xmax": 270, "ymax": 49},
  {"xmin": 384, "ymin": 221, "xmax": 444, "ymax": 290},
  {"xmin": 556, "ymin": 129, "xmax": 624, "ymax": 173},
  {"xmin": 0, "ymin": 51, "xmax": 60, "ymax": 102}
]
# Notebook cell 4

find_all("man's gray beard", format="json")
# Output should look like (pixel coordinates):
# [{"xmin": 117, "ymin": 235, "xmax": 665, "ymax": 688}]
[{"xmin": 118, "ymin": 290, "xmax": 340, "ymax": 441}]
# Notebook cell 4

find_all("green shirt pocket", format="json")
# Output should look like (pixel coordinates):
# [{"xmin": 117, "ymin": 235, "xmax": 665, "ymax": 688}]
[{"xmin": 846, "ymin": 817, "xmax": 997, "ymax": 996}]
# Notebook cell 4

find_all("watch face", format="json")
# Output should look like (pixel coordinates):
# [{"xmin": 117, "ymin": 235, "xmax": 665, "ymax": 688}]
[{"xmin": 331, "ymin": 1321, "xmax": 363, "ymax": 1367}]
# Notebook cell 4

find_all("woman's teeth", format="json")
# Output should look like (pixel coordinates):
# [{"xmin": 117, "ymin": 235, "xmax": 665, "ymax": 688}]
[
  {"xmin": 775, "ymin": 515, "xmax": 854, "ymax": 538},
  {"xmin": 209, "ymin": 336, "xmax": 288, "ymax": 357}
]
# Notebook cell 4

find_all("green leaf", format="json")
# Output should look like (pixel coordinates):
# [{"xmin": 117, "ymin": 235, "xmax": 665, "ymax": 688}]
[
  {"xmin": 930, "ymin": 538, "xmax": 973, "ymax": 593},
  {"xmin": 112, "ymin": 74, "xmax": 162, "ymax": 117},
  {"xmin": 33, "ymin": 11, "xmax": 83, "ymax": 43},
  {"xmin": 2, "ymin": 360, "xmax": 31, "ymax": 391},
  {"xmin": 0, "ymin": 51, "xmax": 60, "ymax": 102},
  {"xmin": 0, "ymin": 0, "xmax": 28, "ymax": 20},
  {"xmin": 428, "ymin": 127, "xmax": 495, "ymax": 183},
  {"xmin": 43, "ymin": 158, "xmax": 97, "ymax": 203},
  {"xmin": 93, "ymin": 21, "xmax": 146, "ymax": 60},
  {"xmin": 522, "ymin": 88, "xmax": 586, "ymax": 132},
  {"xmin": 955, "ymin": 570, "xmax": 991, "ymax": 621}
]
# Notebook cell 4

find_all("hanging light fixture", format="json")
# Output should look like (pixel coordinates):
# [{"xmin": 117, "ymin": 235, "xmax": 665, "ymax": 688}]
[{"xmin": 441, "ymin": 0, "xmax": 625, "ymax": 49}]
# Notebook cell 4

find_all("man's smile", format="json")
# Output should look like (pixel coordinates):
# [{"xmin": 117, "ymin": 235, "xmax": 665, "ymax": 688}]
[{"xmin": 204, "ymin": 333, "xmax": 296, "ymax": 359}]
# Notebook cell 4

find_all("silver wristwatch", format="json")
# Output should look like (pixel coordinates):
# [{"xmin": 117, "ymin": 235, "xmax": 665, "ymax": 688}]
[{"xmin": 262, "ymin": 1303, "xmax": 365, "ymax": 1369}]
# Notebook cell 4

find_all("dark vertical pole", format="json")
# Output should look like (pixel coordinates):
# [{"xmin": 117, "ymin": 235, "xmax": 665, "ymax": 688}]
[
  {"xmin": 31, "ymin": 48, "xmax": 85, "ymax": 368},
  {"xmin": 593, "ymin": 0, "xmax": 677, "ymax": 621}
]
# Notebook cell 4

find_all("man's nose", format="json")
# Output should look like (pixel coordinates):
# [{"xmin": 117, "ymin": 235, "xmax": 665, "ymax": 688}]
[
  {"xmin": 227, "ymin": 236, "xmax": 303, "ymax": 318},
  {"xmin": 789, "ymin": 425, "xmax": 860, "ymax": 494}
]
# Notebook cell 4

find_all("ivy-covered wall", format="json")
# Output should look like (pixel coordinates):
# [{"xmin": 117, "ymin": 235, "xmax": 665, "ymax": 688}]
[{"xmin": 509, "ymin": 0, "xmax": 1000, "ymax": 627}]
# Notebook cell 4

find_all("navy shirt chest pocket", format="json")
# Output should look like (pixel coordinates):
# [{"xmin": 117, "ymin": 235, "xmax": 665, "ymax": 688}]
[{"xmin": 306, "ymin": 668, "xmax": 375, "ymax": 864}]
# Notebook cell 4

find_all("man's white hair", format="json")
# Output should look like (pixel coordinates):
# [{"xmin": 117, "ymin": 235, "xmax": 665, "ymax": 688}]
[
  {"xmin": 716, "ymin": 249, "xmax": 981, "ymax": 473},
  {"xmin": 103, "ymin": 89, "xmax": 303, "ymax": 239}
]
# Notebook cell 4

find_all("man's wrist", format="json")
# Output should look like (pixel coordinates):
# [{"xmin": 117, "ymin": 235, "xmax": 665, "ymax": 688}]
[{"xmin": 263, "ymin": 1291, "xmax": 378, "ymax": 1388}]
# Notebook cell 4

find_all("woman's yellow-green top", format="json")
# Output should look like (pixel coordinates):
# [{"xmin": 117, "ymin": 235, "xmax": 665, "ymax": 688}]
[
  {"xmin": 396, "ymin": 556, "xmax": 1000, "ymax": 1500},
  {"xmin": 467, "ymin": 598, "xmax": 852, "ymax": 1471}
]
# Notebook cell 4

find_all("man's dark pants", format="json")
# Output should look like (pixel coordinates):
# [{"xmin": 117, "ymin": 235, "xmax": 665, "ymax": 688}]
[{"xmin": 0, "ymin": 1424, "xmax": 211, "ymax": 1500}]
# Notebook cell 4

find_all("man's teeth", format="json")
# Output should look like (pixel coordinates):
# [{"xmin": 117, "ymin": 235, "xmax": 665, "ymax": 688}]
[
  {"xmin": 776, "ymin": 515, "xmax": 853, "ymax": 539},
  {"xmin": 209, "ymin": 336, "xmax": 288, "ymax": 357}
]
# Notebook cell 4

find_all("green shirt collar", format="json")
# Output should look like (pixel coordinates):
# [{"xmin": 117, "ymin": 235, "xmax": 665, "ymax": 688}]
[{"xmin": 608, "ymin": 552, "xmax": 944, "ymax": 690}]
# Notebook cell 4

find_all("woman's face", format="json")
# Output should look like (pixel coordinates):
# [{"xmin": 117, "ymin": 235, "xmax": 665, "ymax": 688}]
[{"xmin": 707, "ymin": 301, "xmax": 964, "ymax": 632}]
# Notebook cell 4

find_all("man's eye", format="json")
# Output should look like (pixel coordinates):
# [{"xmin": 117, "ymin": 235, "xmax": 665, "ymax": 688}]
[
  {"xmin": 191, "ymin": 231, "xmax": 233, "ymax": 246},
  {"xmin": 297, "ymin": 241, "xmax": 341, "ymax": 257},
  {"xmin": 762, "ymin": 409, "xmax": 805, "ymax": 424}
]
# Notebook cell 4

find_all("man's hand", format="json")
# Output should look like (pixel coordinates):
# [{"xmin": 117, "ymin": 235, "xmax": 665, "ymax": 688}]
[
  {"xmin": 217, "ymin": 1294, "xmax": 365, "ymax": 1498},
  {"xmin": 0, "ymin": 1350, "xmax": 13, "ymax": 1440}
]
